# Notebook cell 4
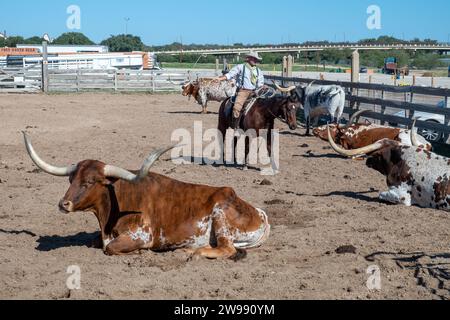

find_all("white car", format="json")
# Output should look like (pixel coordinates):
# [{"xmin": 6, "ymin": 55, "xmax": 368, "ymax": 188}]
[{"xmin": 390, "ymin": 100, "xmax": 448, "ymax": 143}]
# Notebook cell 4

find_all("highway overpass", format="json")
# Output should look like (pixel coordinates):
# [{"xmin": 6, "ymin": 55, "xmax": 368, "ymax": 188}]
[{"xmin": 155, "ymin": 44, "xmax": 450, "ymax": 56}]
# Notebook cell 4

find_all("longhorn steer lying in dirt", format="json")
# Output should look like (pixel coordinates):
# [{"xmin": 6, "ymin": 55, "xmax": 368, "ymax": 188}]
[
  {"xmin": 314, "ymin": 110, "xmax": 432, "ymax": 151},
  {"xmin": 327, "ymin": 122, "xmax": 450, "ymax": 210},
  {"xmin": 182, "ymin": 79, "xmax": 237, "ymax": 114},
  {"xmin": 23, "ymin": 133, "xmax": 270, "ymax": 258}
]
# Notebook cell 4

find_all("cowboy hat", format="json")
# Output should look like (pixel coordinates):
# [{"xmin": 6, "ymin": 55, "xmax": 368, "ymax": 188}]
[{"xmin": 246, "ymin": 51, "xmax": 262, "ymax": 62}]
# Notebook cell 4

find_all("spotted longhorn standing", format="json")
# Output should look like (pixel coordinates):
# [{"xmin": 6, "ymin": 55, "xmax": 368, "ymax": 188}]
[
  {"xmin": 182, "ymin": 79, "xmax": 236, "ymax": 114},
  {"xmin": 23, "ymin": 133, "xmax": 270, "ymax": 258},
  {"xmin": 300, "ymin": 82, "xmax": 346, "ymax": 136},
  {"xmin": 327, "ymin": 122, "xmax": 450, "ymax": 210}
]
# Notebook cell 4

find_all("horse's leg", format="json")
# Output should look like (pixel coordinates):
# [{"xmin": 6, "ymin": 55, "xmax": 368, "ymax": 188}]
[
  {"xmin": 306, "ymin": 116, "xmax": 311, "ymax": 136},
  {"xmin": 202, "ymin": 101, "xmax": 208, "ymax": 114},
  {"xmin": 244, "ymin": 132, "xmax": 249, "ymax": 171},
  {"xmin": 267, "ymin": 127, "xmax": 273, "ymax": 158}
]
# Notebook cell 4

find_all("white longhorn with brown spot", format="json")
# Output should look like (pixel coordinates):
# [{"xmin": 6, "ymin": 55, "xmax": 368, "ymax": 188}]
[{"xmin": 182, "ymin": 78, "xmax": 237, "ymax": 114}]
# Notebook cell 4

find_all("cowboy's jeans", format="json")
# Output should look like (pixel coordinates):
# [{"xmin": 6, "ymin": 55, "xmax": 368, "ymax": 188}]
[{"xmin": 233, "ymin": 89, "xmax": 253, "ymax": 118}]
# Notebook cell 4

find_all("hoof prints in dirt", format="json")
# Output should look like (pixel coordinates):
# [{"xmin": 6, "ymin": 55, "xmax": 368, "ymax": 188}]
[
  {"xmin": 264, "ymin": 199, "xmax": 316, "ymax": 229},
  {"xmin": 125, "ymin": 253, "xmax": 189, "ymax": 272},
  {"xmin": 366, "ymin": 252, "xmax": 450, "ymax": 300}
]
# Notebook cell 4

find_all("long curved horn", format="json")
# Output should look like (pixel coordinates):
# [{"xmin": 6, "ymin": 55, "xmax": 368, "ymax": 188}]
[
  {"xmin": 103, "ymin": 144, "xmax": 179, "ymax": 182},
  {"xmin": 136, "ymin": 145, "xmax": 179, "ymax": 179},
  {"xmin": 272, "ymin": 81, "xmax": 296, "ymax": 93},
  {"xmin": 23, "ymin": 132, "xmax": 77, "ymax": 177},
  {"xmin": 344, "ymin": 110, "xmax": 371, "ymax": 129},
  {"xmin": 410, "ymin": 118, "xmax": 420, "ymax": 147},
  {"xmin": 327, "ymin": 125, "xmax": 385, "ymax": 157},
  {"xmin": 307, "ymin": 80, "xmax": 316, "ymax": 88}
]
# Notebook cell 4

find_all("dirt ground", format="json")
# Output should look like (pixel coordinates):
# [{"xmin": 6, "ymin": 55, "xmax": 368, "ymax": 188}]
[{"xmin": 0, "ymin": 93, "xmax": 449, "ymax": 300}]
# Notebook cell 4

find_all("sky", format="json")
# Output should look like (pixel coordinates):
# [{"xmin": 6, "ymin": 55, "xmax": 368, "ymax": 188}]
[{"xmin": 1, "ymin": 0, "xmax": 449, "ymax": 45}]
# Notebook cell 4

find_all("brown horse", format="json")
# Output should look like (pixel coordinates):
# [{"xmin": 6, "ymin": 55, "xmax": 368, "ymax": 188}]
[{"xmin": 218, "ymin": 85, "xmax": 302, "ymax": 162}]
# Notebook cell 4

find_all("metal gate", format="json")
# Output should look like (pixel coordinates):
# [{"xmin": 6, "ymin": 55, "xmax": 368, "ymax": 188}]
[{"xmin": 0, "ymin": 64, "xmax": 42, "ymax": 93}]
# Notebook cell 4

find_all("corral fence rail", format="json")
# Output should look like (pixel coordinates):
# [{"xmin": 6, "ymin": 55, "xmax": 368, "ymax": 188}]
[
  {"xmin": 48, "ymin": 69, "xmax": 189, "ymax": 93},
  {"xmin": 266, "ymin": 75, "xmax": 450, "ymax": 136},
  {"xmin": 0, "ymin": 66, "xmax": 218, "ymax": 93}
]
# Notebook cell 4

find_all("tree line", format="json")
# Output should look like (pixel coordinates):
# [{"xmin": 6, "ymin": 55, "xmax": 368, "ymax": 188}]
[{"xmin": 1, "ymin": 33, "xmax": 447, "ymax": 70}]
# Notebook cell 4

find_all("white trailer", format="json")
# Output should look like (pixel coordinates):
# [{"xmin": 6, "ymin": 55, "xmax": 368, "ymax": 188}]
[
  {"xmin": 16, "ymin": 44, "xmax": 109, "ymax": 54},
  {"xmin": 23, "ymin": 53, "xmax": 144, "ymax": 70}
]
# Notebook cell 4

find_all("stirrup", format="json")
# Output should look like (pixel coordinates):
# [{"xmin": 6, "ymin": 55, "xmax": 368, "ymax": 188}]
[{"xmin": 231, "ymin": 116, "xmax": 240, "ymax": 130}]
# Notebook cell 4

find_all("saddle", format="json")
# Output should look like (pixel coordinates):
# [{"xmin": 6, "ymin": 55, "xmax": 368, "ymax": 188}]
[{"xmin": 224, "ymin": 96, "xmax": 258, "ymax": 121}]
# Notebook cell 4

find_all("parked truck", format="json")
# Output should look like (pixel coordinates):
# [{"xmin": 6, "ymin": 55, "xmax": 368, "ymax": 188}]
[{"xmin": 382, "ymin": 57, "xmax": 409, "ymax": 76}]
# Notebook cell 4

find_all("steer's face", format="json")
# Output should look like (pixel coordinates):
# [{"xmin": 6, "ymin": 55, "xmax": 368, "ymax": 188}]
[
  {"xmin": 182, "ymin": 83, "xmax": 194, "ymax": 97},
  {"xmin": 59, "ymin": 160, "xmax": 111, "ymax": 214},
  {"xmin": 366, "ymin": 144, "xmax": 403, "ymax": 177},
  {"xmin": 313, "ymin": 125, "xmax": 339, "ymax": 141}
]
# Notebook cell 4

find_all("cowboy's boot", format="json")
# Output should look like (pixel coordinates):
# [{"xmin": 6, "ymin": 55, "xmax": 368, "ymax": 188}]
[{"xmin": 231, "ymin": 115, "xmax": 240, "ymax": 130}]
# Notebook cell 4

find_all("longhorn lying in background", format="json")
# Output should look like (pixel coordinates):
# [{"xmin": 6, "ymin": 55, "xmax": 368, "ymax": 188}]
[
  {"xmin": 327, "ymin": 122, "xmax": 449, "ymax": 211},
  {"xmin": 23, "ymin": 133, "xmax": 270, "ymax": 258},
  {"xmin": 314, "ymin": 110, "xmax": 432, "ymax": 151}
]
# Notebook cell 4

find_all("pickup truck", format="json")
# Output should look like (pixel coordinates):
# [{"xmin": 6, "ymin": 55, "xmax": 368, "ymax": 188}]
[{"xmin": 389, "ymin": 100, "xmax": 449, "ymax": 143}]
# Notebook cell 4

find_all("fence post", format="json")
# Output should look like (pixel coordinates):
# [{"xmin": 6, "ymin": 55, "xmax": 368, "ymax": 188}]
[
  {"xmin": 409, "ymin": 89, "xmax": 415, "ymax": 120},
  {"xmin": 76, "ymin": 69, "xmax": 80, "ymax": 92},
  {"xmin": 351, "ymin": 50, "xmax": 359, "ymax": 84},
  {"xmin": 412, "ymin": 75, "xmax": 416, "ymax": 86},
  {"xmin": 41, "ymin": 41, "xmax": 49, "ymax": 93},
  {"xmin": 223, "ymin": 58, "xmax": 228, "ymax": 73},
  {"xmin": 114, "ymin": 69, "xmax": 118, "ymax": 92},
  {"xmin": 151, "ymin": 71, "xmax": 155, "ymax": 93},
  {"xmin": 380, "ymin": 89, "xmax": 386, "ymax": 126},
  {"xmin": 282, "ymin": 55, "xmax": 293, "ymax": 82}
]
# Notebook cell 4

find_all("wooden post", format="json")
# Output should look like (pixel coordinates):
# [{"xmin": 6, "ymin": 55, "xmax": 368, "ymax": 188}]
[
  {"xmin": 76, "ymin": 69, "xmax": 80, "ymax": 92},
  {"xmin": 431, "ymin": 76, "xmax": 435, "ymax": 87},
  {"xmin": 114, "ymin": 70, "xmax": 118, "ymax": 91},
  {"xmin": 380, "ymin": 89, "xmax": 386, "ymax": 126},
  {"xmin": 409, "ymin": 89, "xmax": 415, "ymax": 120},
  {"xmin": 41, "ymin": 41, "xmax": 49, "ymax": 93},
  {"xmin": 413, "ymin": 75, "xmax": 416, "ymax": 86},
  {"xmin": 282, "ymin": 55, "xmax": 293, "ymax": 79},
  {"xmin": 151, "ymin": 71, "xmax": 155, "ymax": 93},
  {"xmin": 223, "ymin": 58, "xmax": 228, "ymax": 73},
  {"xmin": 351, "ymin": 50, "xmax": 360, "ymax": 84},
  {"xmin": 215, "ymin": 58, "xmax": 219, "ymax": 73},
  {"xmin": 316, "ymin": 51, "xmax": 320, "ymax": 71}
]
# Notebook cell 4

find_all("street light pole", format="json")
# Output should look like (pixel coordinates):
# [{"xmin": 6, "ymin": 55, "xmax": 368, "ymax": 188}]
[{"xmin": 124, "ymin": 18, "xmax": 130, "ymax": 35}]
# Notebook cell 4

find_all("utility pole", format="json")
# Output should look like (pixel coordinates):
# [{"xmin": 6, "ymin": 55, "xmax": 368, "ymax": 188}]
[
  {"xmin": 124, "ymin": 18, "xmax": 130, "ymax": 35},
  {"xmin": 179, "ymin": 36, "xmax": 183, "ymax": 63}
]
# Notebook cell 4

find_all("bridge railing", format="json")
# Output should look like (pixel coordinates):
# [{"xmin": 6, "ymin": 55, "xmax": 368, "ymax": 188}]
[{"xmin": 266, "ymin": 75, "xmax": 450, "ymax": 138}]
